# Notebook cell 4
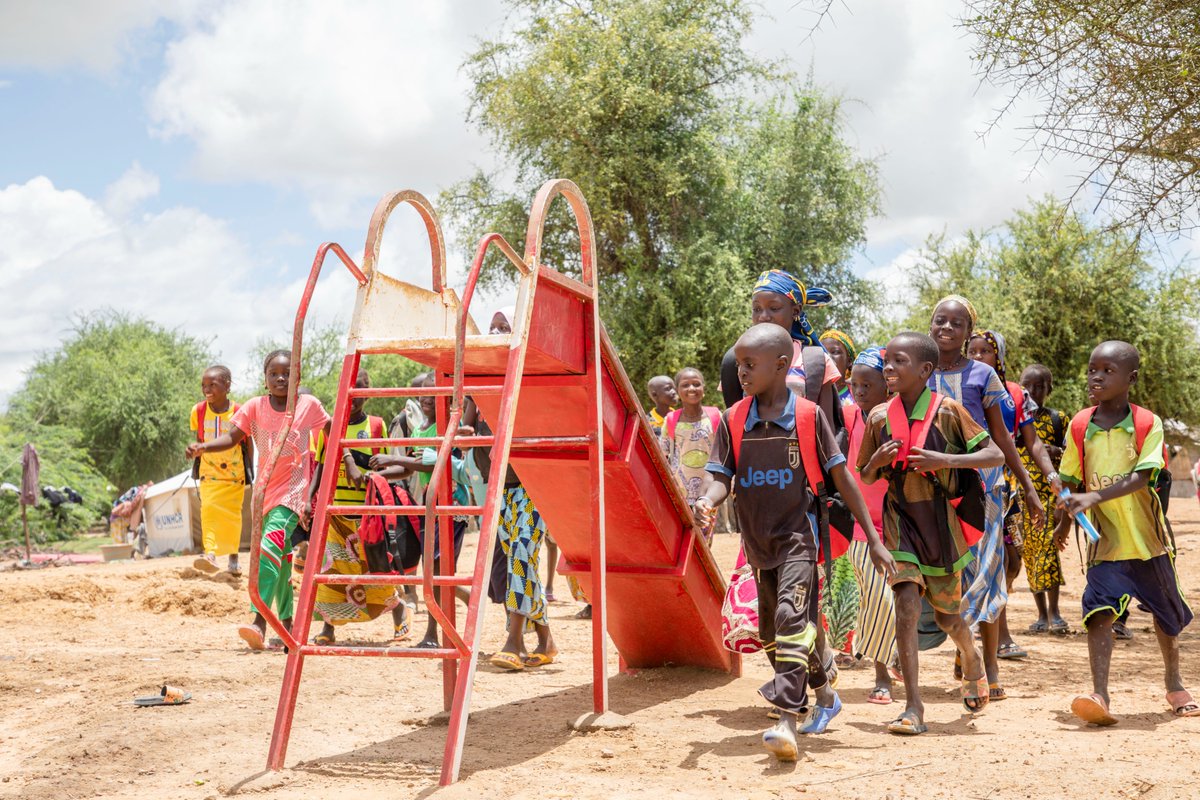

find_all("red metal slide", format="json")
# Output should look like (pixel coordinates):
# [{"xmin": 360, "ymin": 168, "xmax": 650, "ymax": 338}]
[{"xmin": 251, "ymin": 180, "xmax": 737, "ymax": 786}]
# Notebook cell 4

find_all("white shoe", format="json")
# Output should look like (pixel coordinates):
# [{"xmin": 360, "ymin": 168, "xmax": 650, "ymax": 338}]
[
  {"xmin": 762, "ymin": 712, "xmax": 798, "ymax": 761},
  {"xmin": 193, "ymin": 555, "xmax": 219, "ymax": 574}
]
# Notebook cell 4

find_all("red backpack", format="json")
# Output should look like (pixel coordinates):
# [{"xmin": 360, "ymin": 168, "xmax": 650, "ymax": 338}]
[
  {"xmin": 726, "ymin": 395, "xmax": 848, "ymax": 576},
  {"xmin": 1069, "ymin": 404, "xmax": 1165, "ymax": 469},
  {"xmin": 885, "ymin": 393, "xmax": 986, "ymax": 548},
  {"xmin": 664, "ymin": 406, "xmax": 722, "ymax": 440}
]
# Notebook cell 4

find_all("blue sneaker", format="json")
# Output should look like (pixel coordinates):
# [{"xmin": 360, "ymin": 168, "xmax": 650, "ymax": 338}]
[{"xmin": 800, "ymin": 692, "xmax": 842, "ymax": 734}]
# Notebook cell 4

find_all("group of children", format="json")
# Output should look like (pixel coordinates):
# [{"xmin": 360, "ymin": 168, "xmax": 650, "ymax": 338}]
[
  {"xmin": 184, "ymin": 272, "xmax": 1196, "ymax": 763},
  {"xmin": 658, "ymin": 273, "xmax": 1195, "ymax": 761}
]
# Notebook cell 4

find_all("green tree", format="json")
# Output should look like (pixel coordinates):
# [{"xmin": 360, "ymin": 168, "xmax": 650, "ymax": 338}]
[
  {"xmin": 9, "ymin": 311, "xmax": 212, "ymax": 488},
  {"xmin": 897, "ymin": 198, "xmax": 1200, "ymax": 423},
  {"xmin": 962, "ymin": 0, "xmax": 1200, "ymax": 232},
  {"xmin": 442, "ymin": 0, "xmax": 880, "ymax": 395},
  {"xmin": 248, "ymin": 321, "xmax": 425, "ymax": 422},
  {"xmin": 0, "ymin": 419, "xmax": 115, "ymax": 542}
]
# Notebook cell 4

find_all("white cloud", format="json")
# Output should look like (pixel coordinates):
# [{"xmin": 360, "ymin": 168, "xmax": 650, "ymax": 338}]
[
  {"xmin": 752, "ymin": 0, "xmax": 1083, "ymax": 254},
  {"xmin": 103, "ymin": 162, "xmax": 160, "ymax": 218},
  {"xmin": 0, "ymin": 1, "xmax": 203, "ymax": 72},
  {"xmin": 0, "ymin": 171, "xmax": 511, "ymax": 406},
  {"xmin": 148, "ymin": 0, "xmax": 499, "ymax": 229},
  {"xmin": 0, "ymin": 172, "xmax": 351, "ymax": 402}
]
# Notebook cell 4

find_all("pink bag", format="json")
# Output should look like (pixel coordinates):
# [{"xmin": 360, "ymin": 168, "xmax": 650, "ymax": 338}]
[{"xmin": 721, "ymin": 545, "xmax": 763, "ymax": 653}]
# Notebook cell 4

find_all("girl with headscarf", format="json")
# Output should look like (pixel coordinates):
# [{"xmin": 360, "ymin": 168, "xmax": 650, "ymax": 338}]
[
  {"xmin": 967, "ymin": 330, "xmax": 1062, "ymax": 663},
  {"xmin": 845, "ymin": 345, "xmax": 899, "ymax": 703},
  {"xmin": 929, "ymin": 297, "xmax": 1048, "ymax": 703},
  {"xmin": 820, "ymin": 329, "xmax": 858, "ymax": 408},
  {"xmin": 720, "ymin": 269, "xmax": 843, "ymax": 424}
]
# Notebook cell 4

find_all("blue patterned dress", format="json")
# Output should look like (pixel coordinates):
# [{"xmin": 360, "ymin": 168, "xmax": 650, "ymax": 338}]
[{"xmin": 929, "ymin": 359, "xmax": 1014, "ymax": 625}]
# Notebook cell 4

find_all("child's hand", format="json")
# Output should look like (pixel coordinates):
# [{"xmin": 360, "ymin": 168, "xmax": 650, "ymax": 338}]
[
  {"xmin": 370, "ymin": 454, "xmax": 402, "ymax": 470},
  {"xmin": 456, "ymin": 425, "xmax": 475, "ymax": 437},
  {"xmin": 1049, "ymin": 473, "xmax": 1064, "ymax": 497},
  {"xmin": 906, "ymin": 447, "xmax": 948, "ymax": 473},
  {"xmin": 300, "ymin": 501, "xmax": 313, "ymax": 530},
  {"xmin": 868, "ymin": 541, "xmax": 897, "ymax": 579},
  {"xmin": 1054, "ymin": 523, "xmax": 1071, "ymax": 552},
  {"xmin": 345, "ymin": 460, "xmax": 366, "ymax": 488},
  {"xmin": 1024, "ymin": 487, "xmax": 1045, "ymax": 526},
  {"xmin": 1065, "ymin": 491, "xmax": 1100, "ymax": 516},
  {"xmin": 866, "ymin": 440, "xmax": 901, "ymax": 471},
  {"xmin": 185, "ymin": 442, "xmax": 204, "ymax": 459},
  {"xmin": 693, "ymin": 497, "xmax": 717, "ymax": 525},
  {"xmin": 1047, "ymin": 445, "xmax": 1063, "ymax": 462}
]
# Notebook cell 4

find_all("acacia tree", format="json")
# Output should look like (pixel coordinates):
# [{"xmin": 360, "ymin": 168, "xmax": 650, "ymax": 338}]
[
  {"xmin": 962, "ymin": 1, "xmax": 1200, "ymax": 232},
  {"xmin": 443, "ymin": 0, "xmax": 880, "ymax": 392},
  {"xmin": 10, "ymin": 311, "xmax": 212, "ymax": 487},
  {"xmin": 898, "ymin": 198, "xmax": 1200, "ymax": 424}
]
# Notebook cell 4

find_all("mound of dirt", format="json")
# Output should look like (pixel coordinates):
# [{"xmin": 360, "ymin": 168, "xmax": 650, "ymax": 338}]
[
  {"xmin": 138, "ymin": 578, "xmax": 244, "ymax": 618},
  {"xmin": 0, "ymin": 576, "xmax": 114, "ymax": 605}
]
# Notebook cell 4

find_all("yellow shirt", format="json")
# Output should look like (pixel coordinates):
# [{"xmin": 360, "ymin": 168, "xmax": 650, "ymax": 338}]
[
  {"xmin": 190, "ymin": 402, "xmax": 246, "ymax": 483},
  {"xmin": 1059, "ymin": 409, "xmax": 1168, "ymax": 562},
  {"xmin": 313, "ymin": 415, "xmax": 383, "ymax": 505}
]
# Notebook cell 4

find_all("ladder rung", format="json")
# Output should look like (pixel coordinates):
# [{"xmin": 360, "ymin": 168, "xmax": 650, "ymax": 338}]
[
  {"xmin": 311, "ymin": 573, "xmax": 472, "ymax": 586},
  {"xmin": 326, "ymin": 504, "xmax": 484, "ymax": 516},
  {"xmin": 300, "ymin": 644, "xmax": 463, "ymax": 659},
  {"xmin": 345, "ymin": 436, "xmax": 495, "ymax": 449},
  {"xmin": 347, "ymin": 384, "xmax": 505, "ymax": 399}
]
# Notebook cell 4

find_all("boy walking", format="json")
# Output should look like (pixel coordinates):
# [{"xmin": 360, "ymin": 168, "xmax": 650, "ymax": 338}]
[
  {"xmin": 696, "ymin": 323, "xmax": 894, "ymax": 761},
  {"xmin": 1055, "ymin": 340, "xmax": 1198, "ymax": 725},
  {"xmin": 857, "ymin": 332, "xmax": 1005, "ymax": 734}
]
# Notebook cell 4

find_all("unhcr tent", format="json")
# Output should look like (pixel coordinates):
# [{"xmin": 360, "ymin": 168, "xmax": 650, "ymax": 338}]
[
  {"xmin": 141, "ymin": 470, "xmax": 201, "ymax": 556},
  {"xmin": 140, "ymin": 470, "xmax": 255, "ymax": 557}
]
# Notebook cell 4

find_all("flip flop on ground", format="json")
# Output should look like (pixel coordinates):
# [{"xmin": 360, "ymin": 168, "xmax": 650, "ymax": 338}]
[
  {"xmin": 1071, "ymin": 693, "xmax": 1118, "ymax": 726},
  {"xmin": 1048, "ymin": 618, "xmax": 1070, "ymax": 635},
  {"xmin": 1167, "ymin": 690, "xmax": 1200, "ymax": 717},
  {"xmin": 989, "ymin": 682, "xmax": 1007, "ymax": 701},
  {"xmin": 887, "ymin": 711, "xmax": 927, "ymax": 736},
  {"xmin": 490, "ymin": 651, "xmax": 525, "ymax": 671},
  {"xmin": 1027, "ymin": 620, "xmax": 1048, "ymax": 634},
  {"xmin": 134, "ymin": 685, "xmax": 192, "ymax": 706},
  {"xmin": 192, "ymin": 556, "xmax": 219, "ymax": 575}
]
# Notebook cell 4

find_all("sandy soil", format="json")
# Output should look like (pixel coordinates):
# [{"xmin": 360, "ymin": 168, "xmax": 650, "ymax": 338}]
[{"xmin": 4, "ymin": 505, "xmax": 1200, "ymax": 800}]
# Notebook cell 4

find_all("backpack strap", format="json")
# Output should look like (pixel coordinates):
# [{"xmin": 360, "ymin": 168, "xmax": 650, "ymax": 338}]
[
  {"xmin": 800, "ymin": 344, "xmax": 826, "ymax": 404},
  {"xmin": 704, "ymin": 406, "xmax": 722, "ymax": 435},
  {"xmin": 1069, "ymin": 407, "xmax": 1098, "ymax": 476},
  {"xmin": 728, "ymin": 397, "xmax": 753, "ymax": 468},
  {"xmin": 1008, "ymin": 382, "xmax": 1025, "ymax": 430},
  {"xmin": 793, "ymin": 398, "xmax": 835, "ymax": 583},
  {"xmin": 368, "ymin": 415, "xmax": 386, "ymax": 454},
  {"xmin": 664, "ymin": 408, "xmax": 682, "ymax": 440},
  {"xmin": 1128, "ymin": 404, "xmax": 1168, "ymax": 465},
  {"xmin": 886, "ymin": 392, "xmax": 941, "ymax": 469},
  {"xmin": 194, "ymin": 401, "xmax": 207, "ymax": 442}
]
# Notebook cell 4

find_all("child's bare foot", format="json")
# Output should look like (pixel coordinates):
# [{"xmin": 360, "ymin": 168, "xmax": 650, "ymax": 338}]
[
  {"xmin": 575, "ymin": 604, "xmax": 592, "ymax": 620},
  {"xmin": 225, "ymin": 554, "xmax": 241, "ymax": 575},
  {"xmin": 1072, "ymin": 693, "xmax": 1118, "ymax": 726}
]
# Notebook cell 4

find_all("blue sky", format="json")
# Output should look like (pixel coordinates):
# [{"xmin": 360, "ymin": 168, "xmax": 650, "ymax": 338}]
[{"xmin": 2, "ymin": 0, "xmax": 1190, "ymax": 403}]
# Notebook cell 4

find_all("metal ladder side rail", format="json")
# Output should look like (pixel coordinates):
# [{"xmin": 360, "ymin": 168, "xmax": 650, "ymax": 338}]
[
  {"xmin": 438, "ymin": 227, "xmax": 538, "ymax": 785},
  {"xmin": 248, "ymin": 242, "xmax": 368, "ymax": 656}
]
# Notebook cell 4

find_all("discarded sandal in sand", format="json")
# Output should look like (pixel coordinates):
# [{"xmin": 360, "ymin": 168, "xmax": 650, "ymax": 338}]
[{"xmin": 134, "ymin": 685, "xmax": 192, "ymax": 706}]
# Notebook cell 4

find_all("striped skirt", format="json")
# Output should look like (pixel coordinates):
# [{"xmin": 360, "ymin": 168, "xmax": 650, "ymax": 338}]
[
  {"xmin": 848, "ymin": 538, "xmax": 897, "ymax": 664},
  {"xmin": 960, "ymin": 466, "xmax": 1008, "ymax": 626}
]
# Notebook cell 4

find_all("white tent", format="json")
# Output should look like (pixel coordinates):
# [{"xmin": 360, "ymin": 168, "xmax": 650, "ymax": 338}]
[{"xmin": 141, "ymin": 470, "xmax": 201, "ymax": 557}]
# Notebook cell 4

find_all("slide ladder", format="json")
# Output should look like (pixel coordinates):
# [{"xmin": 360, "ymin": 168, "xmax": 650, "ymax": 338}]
[{"xmin": 250, "ymin": 181, "xmax": 737, "ymax": 786}]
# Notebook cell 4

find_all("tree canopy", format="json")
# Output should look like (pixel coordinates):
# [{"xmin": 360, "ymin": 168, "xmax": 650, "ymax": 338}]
[
  {"xmin": 963, "ymin": 0, "xmax": 1200, "ymax": 233},
  {"xmin": 896, "ymin": 197, "xmax": 1200, "ymax": 424},
  {"xmin": 443, "ymin": 0, "xmax": 881, "ymax": 393},
  {"xmin": 9, "ymin": 311, "xmax": 213, "ymax": 489}
]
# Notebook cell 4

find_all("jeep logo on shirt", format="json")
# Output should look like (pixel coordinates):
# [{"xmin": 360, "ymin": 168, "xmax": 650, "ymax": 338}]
[{"xmin": 739, "ymin": 467, "xmax": 795, "ymax": 489}]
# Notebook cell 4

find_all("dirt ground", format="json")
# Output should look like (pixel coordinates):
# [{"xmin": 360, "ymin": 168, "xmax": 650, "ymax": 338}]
[{"xmin": 4, "ymin": 504, "xmax": 1200, "ymax": 800}]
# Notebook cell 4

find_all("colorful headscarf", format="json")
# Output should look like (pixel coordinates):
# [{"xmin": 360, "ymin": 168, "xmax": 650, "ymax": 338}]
[
  {"xmin": 853, "ymin": 345, "xmax": 885, "ymax": 373},
  {"xmin": 933, "ymin": 294, "xmax": 978, "ymax": 327},
  {"xmin": 820, "ymin": 329, "xmax": 857, "ymax": 375},
  {"xmin": 975, "ymin": 329, "xmax": 1008, "ymax": 384},
  {"xmin": 753, "ymin": 269, "xmax": 833, "ymax": 347}
]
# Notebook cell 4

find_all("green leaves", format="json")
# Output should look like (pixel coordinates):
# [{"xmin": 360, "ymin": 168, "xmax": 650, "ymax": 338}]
[
  {"xmin": 9, "ymin": 311, "xmax": 212, "ymax": 490},
  {"xmin": 900, "ymin": 198, "xmax": 1200, "ymax": 425},
  {"xmin": 444, "ymin": 0, "xmax": 880, "ymax": 397}
]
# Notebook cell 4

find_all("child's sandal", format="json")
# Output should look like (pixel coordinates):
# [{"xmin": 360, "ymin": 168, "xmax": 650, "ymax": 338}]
[
  {"xmin": 961, "ymin": 676, "xmax": 989, "ymax": 713},
  {"xmin": 988, "ymin": 682, "xmax": 1008, "ymax": 701}
]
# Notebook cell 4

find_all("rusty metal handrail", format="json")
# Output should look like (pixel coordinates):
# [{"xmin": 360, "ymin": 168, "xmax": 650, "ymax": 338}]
[{"xmin": 361, "ymin": 190, "xmax": 447, "ymax": 292}]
